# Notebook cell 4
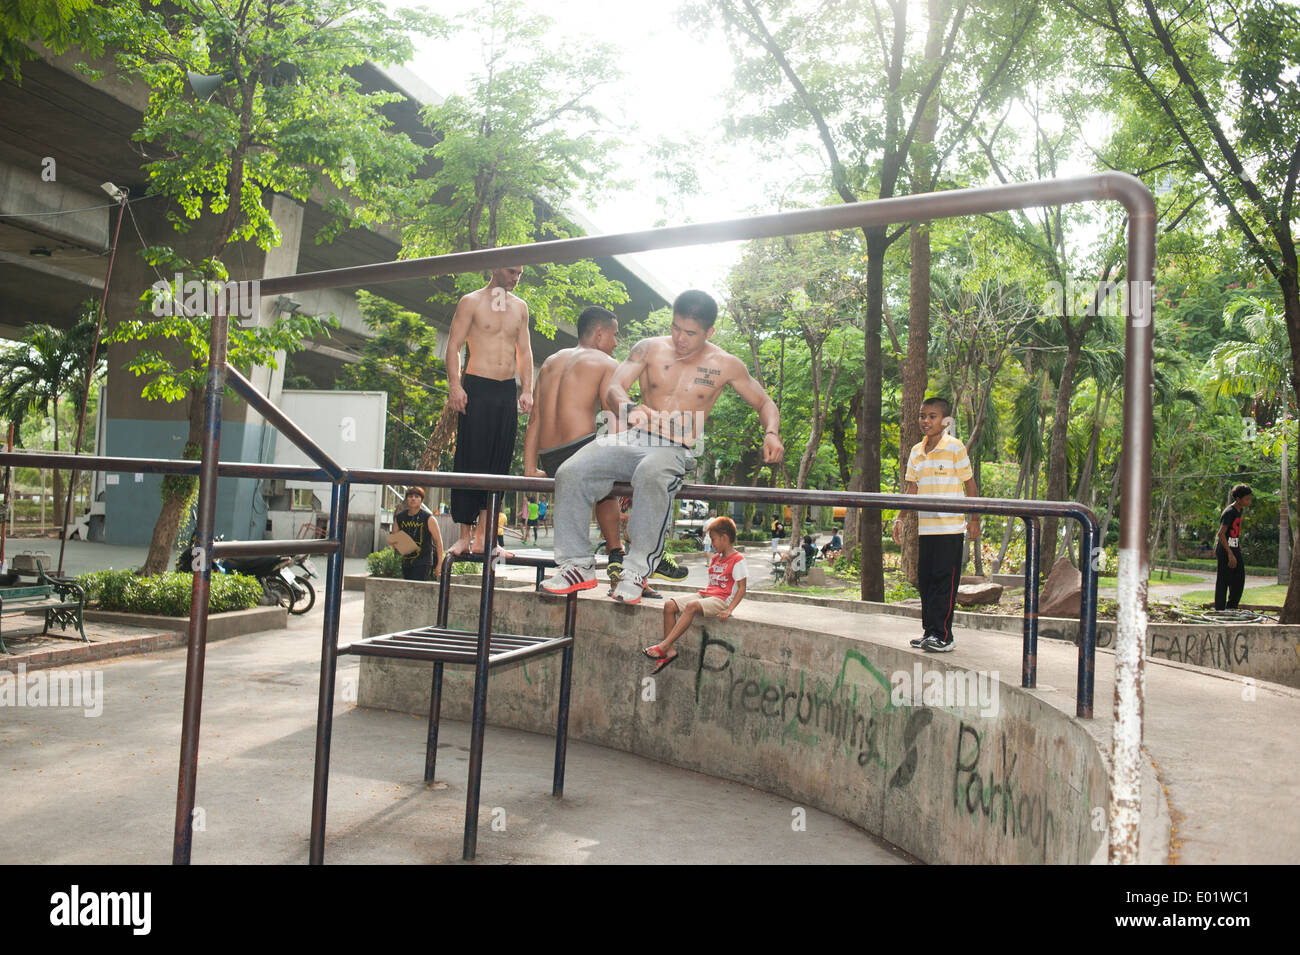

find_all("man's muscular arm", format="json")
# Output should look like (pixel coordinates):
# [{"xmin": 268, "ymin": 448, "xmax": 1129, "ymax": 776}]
[
  {"xmin": 444, "ymin": 294, "xmax": 476, "ymax": 413},
  {"xmin": 727, "ymin": 358, "xmax": 784, "ymax": 463},
  {"xmin": 606, "ymin": 339, "xmax": 653, "ymax": 431},
  {"xmin": 597, "ymin": 361, "xmax": 618, "ymax": 424},
  {"xmin": 516, "ymin": 301, "xmax": 534, "ymax": 415}
]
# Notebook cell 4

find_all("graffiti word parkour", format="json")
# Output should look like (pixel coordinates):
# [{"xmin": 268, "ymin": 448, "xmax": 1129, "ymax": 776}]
[
  {"xmin": 0, "ymin": 664, "xmax": 102, "ymax": 717},
  {"xmin": 890, "ymin": 663, "xmax": 999, "ymax": 717}
]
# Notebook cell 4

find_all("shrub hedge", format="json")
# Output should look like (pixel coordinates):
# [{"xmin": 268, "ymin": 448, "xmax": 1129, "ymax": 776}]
[
  {"xmin": 76, "ymin": 570, "xmax": 261, "ymax": 616},
  {"xmin": 366, "ymin": 549, "xmax": 403, "ymax": 578}
]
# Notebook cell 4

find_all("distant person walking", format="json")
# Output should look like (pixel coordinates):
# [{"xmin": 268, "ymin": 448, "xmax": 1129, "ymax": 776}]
[
  {"xmin": 1214, "ymin": 484, "xmax": 1252, "ymax": 611},
  {"xmin": 527, "ymin": 497, "xmax": 540, "ymax": 543}
]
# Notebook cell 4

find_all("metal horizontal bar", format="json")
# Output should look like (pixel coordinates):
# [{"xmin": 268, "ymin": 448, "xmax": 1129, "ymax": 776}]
[
  {"xmin": 0, "ymin": 451, "xmax": 1096, "ymax": 538},
  {"xmin": 259, "ymin": 173, "xmax": 1141, "ymax": 297},
  {"xmin": 486, "ymin": 638, "xmax": 573, "ymax": 667},
  {"xmin": 362, "ymin": 635, "xmax": 538, "ymax": 651},
  {"xmin": 346, "ymin": 467, "xmax": 1097, "ymax": 526},
  {"xmin": 0, "ymin": 451, "xmax": 331, "ymax": 483},
  {"xmin": 339, "ymin": 643, "xmax": 481, "ymax": 662},
  {"xmin": 339, "ymin": 634, "xmax": 572, "ymax": 665},
  {"xmin": 224, "ymin": 364, "xmax": 345, "ymax": 480},
  {"xmin": 211, "ymin": 538, "xmax": 339, "ymax": 558},
  {"xmin": 442, "ymin": 553, "xmax": 559, "ymax": 570},
  {"xmin": 360, "ymin": 629, "xmax": 552, "ymax": 648}
]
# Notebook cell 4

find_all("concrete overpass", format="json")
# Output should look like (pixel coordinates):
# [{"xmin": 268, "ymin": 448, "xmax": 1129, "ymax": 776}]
[{"xmin": 0, "ymin": 50, "xmax": 671, "ymax": 546}]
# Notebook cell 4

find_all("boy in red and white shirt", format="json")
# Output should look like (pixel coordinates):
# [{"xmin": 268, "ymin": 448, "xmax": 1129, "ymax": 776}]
[{"xmin": 643, "ymin": 516, "xmax": 747, "ymax": 673}]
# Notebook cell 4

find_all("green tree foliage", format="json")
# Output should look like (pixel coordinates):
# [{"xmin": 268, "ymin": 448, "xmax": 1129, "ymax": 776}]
[
  {"xmin": 54, "ymin": 0, "xmax": 445, "ymax": 574},
  {"xmin": 339, "ymin": 291, "xmax": 446, "ymax": 472},
  {"xmin": 0, "ymin": 0, "xmax": 100, "ymax": 79},
  {"xmin": 396, "ymin": 0, "xmax": 627, "ymax": 339},
  {"xmin": 0, "ymin": 306, "xmax": 106, "ymax": 515},
  {"xmin": 688, "ymin": 0, "xmax": 1043, "ymax": 599}
]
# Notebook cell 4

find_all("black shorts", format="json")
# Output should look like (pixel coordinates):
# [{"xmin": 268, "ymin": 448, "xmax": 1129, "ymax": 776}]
[
  {"xmin": 450, "ymin": 375, "xmax": 518, "ymax": 524},
  {"xmin": 539, "ymin": 432, "xmax": 597, "ymax": 476}
]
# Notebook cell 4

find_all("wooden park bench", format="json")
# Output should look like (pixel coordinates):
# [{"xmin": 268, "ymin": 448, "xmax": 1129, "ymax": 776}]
[{"xmin": 0, "ymin": 565, "xmax": 88, "ymax": 654}]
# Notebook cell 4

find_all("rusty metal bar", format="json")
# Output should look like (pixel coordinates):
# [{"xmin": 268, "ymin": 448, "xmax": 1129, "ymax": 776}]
[
  {"xmin": 258, "ymin": 174, "xmax": 1143, "ymax": 298},
  {"xmin": 172, "ymin": 309, "xmax": 229, "ymax": 865},
  {"xmin": 308, "ymin": 479, "xmax": 349, "ymax": 865},
  {"xmin": 1110, "ymin": 177, "xmax": 1156, "ymax": 865},
  {"xmin": 0, "ymin": 451, "xmax": 330, "ymax": 484},
  {"xmin": 211, "ymin": 538, "xmax": 339, "ymax": 558},
  {"xmin": 463, "ymin": 492, "xmax": 502, "ymax": 861},
  {"xmin": 224, "ymin": 363, "xmax": 345, "ymax": 480},
  {"xmin": 1022, "ymin": 517, "xmax": 1040, "ymax": 690}
]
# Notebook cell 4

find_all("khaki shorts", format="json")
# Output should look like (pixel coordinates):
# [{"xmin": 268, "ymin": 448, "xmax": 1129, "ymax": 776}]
[{"xmin": 669, "ymin": 594, "xmax": 729, "ymax": 616}]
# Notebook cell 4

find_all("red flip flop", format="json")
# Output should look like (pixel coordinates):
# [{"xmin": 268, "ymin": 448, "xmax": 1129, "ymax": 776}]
[{"xmin": 642, "ymin": 644, "xmax": 678, "ymax": 674}]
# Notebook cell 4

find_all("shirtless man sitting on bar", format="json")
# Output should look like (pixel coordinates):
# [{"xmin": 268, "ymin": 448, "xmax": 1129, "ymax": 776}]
[
  {"xmin": 522, "ymin": 305, "xmax": 624, "ymax": 575},
  {"xmin": 542, "ymin": 289, "xmax": 783, "ymax": 604}
]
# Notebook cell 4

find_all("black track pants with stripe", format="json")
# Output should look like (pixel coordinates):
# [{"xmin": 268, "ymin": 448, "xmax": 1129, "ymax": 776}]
[{"xmin": 918, "ymin": 533, "xmax": 964, "ymax": 643}]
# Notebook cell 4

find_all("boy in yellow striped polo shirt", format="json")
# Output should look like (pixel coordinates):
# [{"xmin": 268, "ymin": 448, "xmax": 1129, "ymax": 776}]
[{"xmin": 893, "ymin": 396, "xmax": 980, "ymax": 652}]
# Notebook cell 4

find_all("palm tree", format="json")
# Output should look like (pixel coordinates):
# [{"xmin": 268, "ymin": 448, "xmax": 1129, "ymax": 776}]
[
  {"xmin": 1206, "ymin": 295, "xmax": 1294, "ymax": 581},
  {"xmin": 0, "ymin": 308, "xmax": 104, "ymax": 523}
]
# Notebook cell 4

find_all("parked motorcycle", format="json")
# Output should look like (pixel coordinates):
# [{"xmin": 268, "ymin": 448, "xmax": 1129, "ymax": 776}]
[
  {"xmin": 284, "ymin": 554, "xmax": 319, "ymax": 615},
  {"xmin": 176, "ymin": 535, "xmax": 298, "ymax": 612}
]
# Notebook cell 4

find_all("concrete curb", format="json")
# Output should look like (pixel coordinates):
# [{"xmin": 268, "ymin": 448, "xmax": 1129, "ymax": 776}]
[
  {"xmin": 0, "ymin": 605, "xmax": 286, "ymax": 673},
  {"xmin": 82, "ymin": 604, "xmax": 286, "ymax": 639}
]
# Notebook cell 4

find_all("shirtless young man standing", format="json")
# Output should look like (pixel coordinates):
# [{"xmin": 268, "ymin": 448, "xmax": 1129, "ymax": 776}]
[
  {"xmin": 522, "ymin": 306, "xmax": 624, "ymax": 571},
  {"xmin": 445, "ymin": 266, "xmax": 534, "ymax": 555},
  {"xmin": 542, "ymin": 290, "xmax": 784, "ymax": 603}
]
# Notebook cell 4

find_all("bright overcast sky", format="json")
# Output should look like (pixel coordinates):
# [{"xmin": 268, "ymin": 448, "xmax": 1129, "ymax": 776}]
[{"xmin": 395, "ymin": 0, "xmax": 824, "ymax": 298}]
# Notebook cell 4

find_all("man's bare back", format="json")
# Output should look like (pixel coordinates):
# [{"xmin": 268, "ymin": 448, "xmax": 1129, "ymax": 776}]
[
  {"xmin": 534, "ymin": 349, "xmax": 617, "ymax": 449},
  {"xmin": 523, "ymin": 308, "xmax": 619, "ymax": 476}
]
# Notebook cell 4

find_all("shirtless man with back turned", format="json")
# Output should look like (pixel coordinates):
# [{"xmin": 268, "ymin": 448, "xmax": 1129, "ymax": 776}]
[
  {"xmin": 542, "ymin": 289, "xmax": 784, "ymax": 603},
  {"xmin": 522, "ymin": 306, "xmax": 624, "ymax": 570},
  {"xmin": 445, "ymin": 266, "xmax": 534, "ymax": 555}
]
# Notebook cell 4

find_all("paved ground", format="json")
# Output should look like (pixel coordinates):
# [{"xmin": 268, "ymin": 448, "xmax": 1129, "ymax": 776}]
[
  {"xmin": 5, "ymin": 537, "xmax": 1298, "ymax": 865},
  {"xmin": 0, "ymin": 583, "xmax": 910, "ymax": 865}
]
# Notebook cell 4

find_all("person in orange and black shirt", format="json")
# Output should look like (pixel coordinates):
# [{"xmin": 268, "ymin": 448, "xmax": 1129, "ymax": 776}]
[
  {"xmin": 1214, "ymin": 484, "xmax": 1252, "ymax": 610},
  {"xmin": 393, "ymin": 487, "xmax": 444, "ymax": 582}
]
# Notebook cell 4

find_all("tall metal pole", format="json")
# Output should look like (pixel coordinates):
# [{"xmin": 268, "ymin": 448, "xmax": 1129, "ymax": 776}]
[
  {"xmin": 1, "ymin": 423, "xmax": 12, "ymax": 567},
  {"xmin": 1109, "ymin": 179, "xmax": 1156, "ymax": 864},
  {"xmin": 172, "ymin": 306, "xmax": 229, "ymax": 865},
  {"xmin": 57, "ymin": 193, "xmax": 127, "ymax": 573},
  {"xmin": 309, "ymin": 479, "xmax": 349, "ymax": 864}
]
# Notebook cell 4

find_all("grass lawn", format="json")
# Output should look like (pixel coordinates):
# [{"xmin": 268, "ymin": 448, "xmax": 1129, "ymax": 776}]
[
  {"xmin": 771, "ymin": 582, "xmax": 860, "ymax": 598},
  {"xmin": 1177, "ymin": 584, "xmax": 1288, "ymax": 606},
  {"xmin": 1098, "ymin": 571, "xmax": 1203, "ymax": 586}
]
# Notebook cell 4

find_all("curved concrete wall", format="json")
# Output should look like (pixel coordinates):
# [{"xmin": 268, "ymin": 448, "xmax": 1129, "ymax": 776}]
[{"xmin": 358, "ymin": 579, "xmax": 1110, "ymax": 864}]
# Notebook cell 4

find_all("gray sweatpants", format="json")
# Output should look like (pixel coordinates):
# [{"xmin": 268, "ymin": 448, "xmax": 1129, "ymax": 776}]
[{"xmin": 552, "ymin": 429, "xmax": 696, "ymax": 580}]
